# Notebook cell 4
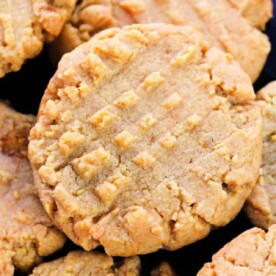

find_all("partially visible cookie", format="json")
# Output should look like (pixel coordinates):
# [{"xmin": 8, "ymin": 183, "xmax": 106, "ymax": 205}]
[
  {"xmin": 50, "ymin": 0, "xmax": 271, "ymax": 82},
  {"xmin": 228, "ymin": 0, "xmax": 273, "ymax": 29},
  {"xmin": 245, "ymin": 81, "xmax": 276, "ymax": 229},
  {"xmin": 197, "ymin": 226, "xmax": 276, "ymax": 275},
  {"xmin": 30, "ymin": 251, "xmax": 141, "ymax": 275},
  {"xmin": 151, "ymin": 262, "xmax": 176, "ymax": 276},
  {"xmin": 29, "ymin": 24, "xmax": 262, "ymax": 256},
  {"xmin": 0, "ymin": 102, "xmax": 33, "ymax": 156},
  {"xmin": 0, "ymin": 0, "xmax": 77, "ymax": 78},
  {"xmin": 0, "ymin": 103, "xmax": 66, "ymax": 275}
]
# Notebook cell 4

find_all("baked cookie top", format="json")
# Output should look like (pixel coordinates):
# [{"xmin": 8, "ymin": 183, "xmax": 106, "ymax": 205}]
[
  {"xmin": 0, "ymin": 103, "xmax": 66, "ymax": 275},
  {"xmin": 198, "ymin": 226, "xmax": 276, "ymax": 275},
  {"xmin": 245, "ymin": 81, "xmax": 276, "ymax": 229},
  {"xmin": 0, "ymin": 0, "xmax": 77, "ymax": 78},
  {"xmin": 29, "ymin": 24, "xmax": 262, "ymax": 256},
  {"xmin": 31, "ymin": 251, "xmax": 140, "ymax": 276},
  {"xmin": 50, "ymin": 0, "xmax": 271, "ymax": 82}
]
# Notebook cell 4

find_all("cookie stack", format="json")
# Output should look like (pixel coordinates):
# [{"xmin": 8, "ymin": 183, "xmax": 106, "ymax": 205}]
[{"xmin": 0, "ymin": 0, "xmax": 275, "ymax": 275}]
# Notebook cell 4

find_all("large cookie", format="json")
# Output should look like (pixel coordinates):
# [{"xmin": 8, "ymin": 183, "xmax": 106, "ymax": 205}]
[
  {"xmin": 50, "ymin": 0, "xmax": 271, "ymax": 82},
  {"xmin": 0, "ymin": 103, "xmax": 66, "ymax": 274},
  {"xmin": 198, "ymin": 226, "xmax": 276, "ymax": 275},
  {"xmin": 0, "ymin": 0, "xmax": 77, "ymax": 78},
  {"xmin": 31, "ymin": 251, "xmax": 140, "ymax": 275},
  {"xmin": 245, "ymin": 81, "xmax": 276, "ymax": 229},
  {"xmin": 29, "ymin": 24, "xmax": 262, "ymax": 256}
]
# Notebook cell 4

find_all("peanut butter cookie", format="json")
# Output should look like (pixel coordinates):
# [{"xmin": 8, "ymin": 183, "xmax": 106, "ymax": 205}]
[
  {"xmin": 50, "ymin": 0, "xmax": 271, "ymax": 82},
  {"xmin": 0, "ymin": 0, "xmax": 77, "ymax": 78},
  {"xmin": 29, "ymin": 24, "xmax": 262, "ymax": 256},
  {"xmin": 0, "ymin": 103, "xmax": 66, "ymax": 274},
  {"xmin": 31, "ymin": 251, "xmax": 140, "ymax": 275},
  {"xmin": 245, "ymin": 81, "xmax": 276, "ymax": 229},
  {"xmin": 198, "ymin": 226, "xmax": 276, "ymax": 275}
]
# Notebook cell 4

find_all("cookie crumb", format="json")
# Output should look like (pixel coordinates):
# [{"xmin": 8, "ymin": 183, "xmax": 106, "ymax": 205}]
[
  {"xmin": 73, "ymin": 148, "xmax": 111, "ymax": 179},
  {"xmin": 139, "ymin": 114, "xmax": 157, "ymax": 130},
  {"xmin": 0, "ymin": 170, "xmax": 13, "ymax": 185},
  {"xmin": 114, "ymin": 131, "xmax": 136, "ymax": 150},
  {"xmin": 133, "ymin": 152, "xmax": 156, "ymax": 168},
  {"xmin": 159, "ymin": 133, "xmax": 177, "ymax": 149},
  {"xmin": 142, "ymin": 72, "xmax": 165, "ymax": 92},
  {"xmin": 114, "ymin": 90, "xmax": 140, "ymax": 109},
  {"xmin": 162, "ymin": 93, "xmax": 182, "ymax": 109},
  {"xmin": 59, "ymin": 131, "xmax": 86, "ymax": 156}
]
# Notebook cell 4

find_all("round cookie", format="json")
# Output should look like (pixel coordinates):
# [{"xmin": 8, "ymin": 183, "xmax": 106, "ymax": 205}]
[
  {"xmin": 29, "ymin": 24, "xmax": 262, "ymax": 256},
  {"xmin": 49, "ymin": 0, "xmax": 271, "ymax": 82},
  {"xmin": 197, "ymin": 226, "xmax": 276, "ymax": 275},
  {"xmin": 0, "ymin": 0, "xmax": 77, "ymax": 78},
  {"xmin": 0, "ymin": 103, "xmax": 66, "ymax": 274},
  {"xmin": 245, "ymin": 81, "xmax": 276, "ymax": 229},
  {"xmin": 30, "ymin": 251, "xmax": 140, "ymax": 275}
]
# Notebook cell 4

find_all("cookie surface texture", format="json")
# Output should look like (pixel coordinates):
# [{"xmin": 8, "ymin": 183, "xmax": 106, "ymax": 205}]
[
  {"xmin": 227, "ymin": 0, "xmax": 273, "ymax": 29},
  {"xmin": 0, "ymin": 0, "xmax": 77, "ymax": 77},
  {"xmin": 31, "ymin": 251, "xmax": 140, "ymax": 276},
  {"xmin": 197, "ymin": 226, "xmax": 276, "ymax": 275},
  {"xmin": 245, "ymin": 81, "xmax": 276, "ymax": 229},
  {"xmin": 50, "ymin": 0, "xmax": 271, "ymax": 82},
  {"xmin": 0, "ymin": 103, "xmax": 66, "ymax": 275},
  {"xmin": 29, "ymin": 24, "xmax": 262, "ymax": 256}
]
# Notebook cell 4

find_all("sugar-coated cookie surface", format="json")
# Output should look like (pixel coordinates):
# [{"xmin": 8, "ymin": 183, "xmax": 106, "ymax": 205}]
[
  {"xmin": 0, "ymin": 103, "xmax": 66, "ymax": 275},
  {"xmin": 31, "ymin": 251, "xmax": 140, "ymax": 276},
  {"xmin": 29, "ymin": 24, "xmax": 262, "ymax": 256},
  {"xmin": 245, "ymin": 81, "xmax": 276, "ymax": 229},
  {"xmin": 0, "ymin": 0, "xmax": 77, "ymax": 78},
  {"xmin": 197, "ymin": 226, "xmax": 276, "ymax": 275},
  {"xmin": 50, "ymin": 0, "xmax": 271, "ymax": 81}
]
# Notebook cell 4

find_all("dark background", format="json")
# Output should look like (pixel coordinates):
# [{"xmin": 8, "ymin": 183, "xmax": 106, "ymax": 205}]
[{"xmin": 0, "ymin": 2, "xmax": 275, "ymax": 275}]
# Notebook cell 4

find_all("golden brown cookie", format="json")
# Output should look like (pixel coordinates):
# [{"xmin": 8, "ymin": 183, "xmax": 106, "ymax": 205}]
[
  {"xmin": 29, "ymin": 24, "xmax": 262, "ymax": 256},
  {"xmin": 0, "ymin": 0, "xmax": 77, "ymax": 78},
  {"xmin": 50, "ymin": 0, "xmax": 271, "ymax": 82},
  {"xmin": 30, "ymin": 251, "xmax": 141, "ymax": 275},
  {"xmin": 0, "ymin": 103, "xmax": 66, "ymax": 275},
  {"xmin": 197, "ymin": 226, "xmax": 276, "ymax": 275},
  {"xmin": 245, "ymin": 81, "xmax": 276, "ymax": 229},
  {"xmin": 151, "ymin": 262, "xmax": 176, "ymax": 276},
  {"xmin": 228, "ymin": 0, "xmax": 273, "ymax": 29}
]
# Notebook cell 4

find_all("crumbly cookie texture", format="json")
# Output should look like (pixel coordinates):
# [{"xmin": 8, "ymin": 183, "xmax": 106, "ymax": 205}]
[
  {"xmin": 31, "ymin": 251, "xmax": 141, "ymax": 276},
  {"xmin": 50, "ymin": 0, "xmax": 271, "ymax": 82},
  {"xmin": 0, "ymin": 102, "xmax": 34, "ymax": 156},
  {"xmin": 0, "ymin": 103, "xmax": 66, "ymax": 275},
  {"xmin": 245, "ymin": 81, "xmax": 276, "ymax": 229},
  {"xmin": 198, "ymin": 226, "xmax": 276, "ymax": 276},
  {"xmin": 228, "ymin": 0, "xmax": 273, "ymax": 29},
  {"xmin": 151, "ymin": 262, "xmax": 176, "ymax": 276},
  {"xmin": 0, "ymin": 0, "xmax": 77, "ymax": 78},
  {"xmin": 29, "ymin": 24, "xmax": 262, "ymax": 256}
]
